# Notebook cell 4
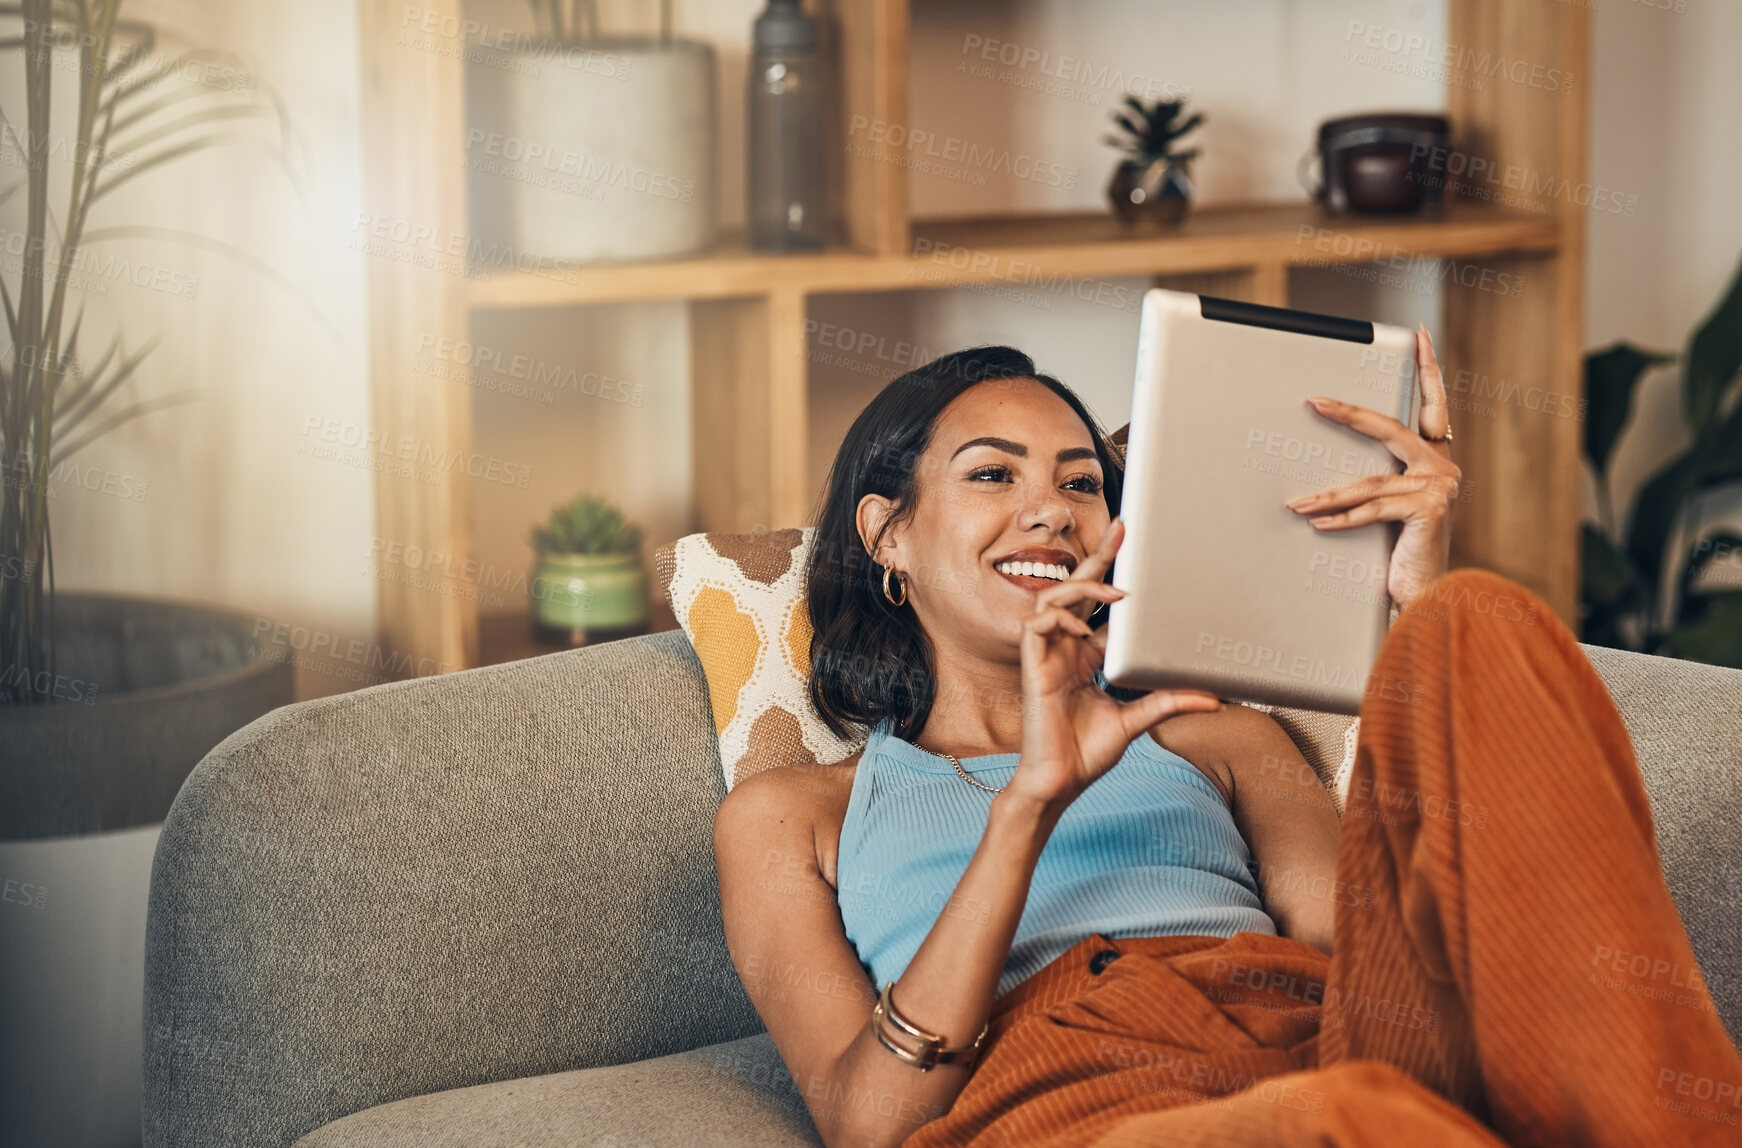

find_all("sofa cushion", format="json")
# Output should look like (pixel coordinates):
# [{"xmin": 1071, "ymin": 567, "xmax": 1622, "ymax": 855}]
[
  {"xmin": 653, "ymin": 527, "xmax": 867, "ymax": 790},
  {"xmin": 292, "ymin": 1032, "xmax": 822, "ymax": 1148}
]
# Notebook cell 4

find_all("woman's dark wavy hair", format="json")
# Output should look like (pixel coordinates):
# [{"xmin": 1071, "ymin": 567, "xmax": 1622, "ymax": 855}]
[{"xmin": 806, "ymin": 346, "xmax": 1126, "ymax": 743}]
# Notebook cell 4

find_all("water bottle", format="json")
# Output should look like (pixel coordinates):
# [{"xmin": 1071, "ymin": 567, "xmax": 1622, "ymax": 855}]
[{"xmin": 747, "ymin": 0, "xmax": 825, "ymax": 250}]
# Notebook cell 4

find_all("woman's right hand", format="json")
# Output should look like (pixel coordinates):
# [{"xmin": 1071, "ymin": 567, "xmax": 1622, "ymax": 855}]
[{"xmin": 1005, "ymin": 517, "xmax": 1223, "ymax": 813}]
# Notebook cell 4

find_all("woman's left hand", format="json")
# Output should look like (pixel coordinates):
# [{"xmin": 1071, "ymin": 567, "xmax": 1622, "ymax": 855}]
[{"xmin": 1286, "ymin": 323, "xmax": 1461, "ymax": 609}]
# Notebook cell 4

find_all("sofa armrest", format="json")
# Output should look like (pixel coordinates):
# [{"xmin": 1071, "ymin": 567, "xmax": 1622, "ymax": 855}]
[
  {"xmin": 1582, "ymin": 642, "xmax": 1742, "ymax": 1046},
  {"xmin": 144, "ymin": 629, "xmax": 762, "ymax": 1148}
]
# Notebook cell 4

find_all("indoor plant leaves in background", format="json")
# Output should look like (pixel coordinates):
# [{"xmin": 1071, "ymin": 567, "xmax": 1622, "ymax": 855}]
[
  {"xmin": 1581, "ymin": 256, "xmax": 1742, "ymax": 667},
  {"xmin": 1104, "ymin": 94, "xmax": 1201, "ymax": 226},
  {"xmin": 1, "ymin": 0, "xmax": 300, "ymax": 705},
  {"xmin": 0, "ymin": 5, "xmax": 307, "ymax": 1142}
]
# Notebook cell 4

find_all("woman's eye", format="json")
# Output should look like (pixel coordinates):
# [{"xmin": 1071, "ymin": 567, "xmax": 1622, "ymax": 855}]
[{"xmin": 966, "ymin": 466, "xmax": 1101, "ymax": 494}]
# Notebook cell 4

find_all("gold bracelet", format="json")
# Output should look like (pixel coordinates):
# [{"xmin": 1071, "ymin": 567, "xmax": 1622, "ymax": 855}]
[{"xmin": 869, "ymin": 981, "xmax": 989, "ymax": 1072}]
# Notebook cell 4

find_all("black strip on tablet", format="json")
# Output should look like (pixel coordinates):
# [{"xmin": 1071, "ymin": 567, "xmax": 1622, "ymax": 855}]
[{"xmin": 1197, "ymin": 295, "xmax": 1374, "ymax": 344}]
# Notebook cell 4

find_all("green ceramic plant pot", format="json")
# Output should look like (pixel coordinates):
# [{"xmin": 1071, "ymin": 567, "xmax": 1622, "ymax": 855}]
[{"xmin": 532, "ymin": 550, "xmax": 649, "ymax": 632}]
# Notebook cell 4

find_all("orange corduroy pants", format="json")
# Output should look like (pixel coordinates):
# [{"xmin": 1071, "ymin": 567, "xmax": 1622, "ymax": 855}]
[{"xmin": 902, "ymin": 568, "xmax": 1742, "ymax": 1147}]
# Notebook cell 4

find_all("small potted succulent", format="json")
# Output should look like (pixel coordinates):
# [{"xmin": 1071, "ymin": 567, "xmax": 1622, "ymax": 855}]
[
  {"xmin": 1105, "ymin": 95, "xmax": 1203, "ymax": 226},
  {"xmin": 530, "ymin": 494, "xmax": 649, "ymax": 644}
]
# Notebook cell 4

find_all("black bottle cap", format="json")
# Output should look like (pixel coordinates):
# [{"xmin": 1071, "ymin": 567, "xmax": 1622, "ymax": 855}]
[{"xmin": 754, "ymin": 0, "xmax": 817, "ymax": 54}]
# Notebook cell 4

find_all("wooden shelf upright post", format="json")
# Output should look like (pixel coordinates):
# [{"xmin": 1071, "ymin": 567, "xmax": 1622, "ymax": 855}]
[
  {"xmin": 690, "ymin": 289, "xmax": 813, "ymax": 533},
  {"xmin": 356, "ymin": 0, "xmax": 478, "ymax": 676},
  {"xmin": 1442, "ymin": 0, "xmax": 1589, "ymax": 622},
  {"xmin": 688, "ymin": 0, "xmax": 911, "ymax": 535}
]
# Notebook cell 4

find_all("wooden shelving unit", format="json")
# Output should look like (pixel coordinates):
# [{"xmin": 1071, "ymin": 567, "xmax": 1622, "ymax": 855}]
[
  {"xmin": 467, "ymin": 202, "xmax": 1561, "ymax": 309},
  {"xmin": 357, "ymin": 0, "xmax": 1589, "ymax": 675}
]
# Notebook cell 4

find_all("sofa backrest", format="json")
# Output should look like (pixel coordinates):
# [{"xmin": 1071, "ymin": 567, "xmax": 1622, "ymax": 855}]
[
  {"xmin": 143, "ymin": 629, "xmax": 1742, "ymax": 1148},
  {"xmin": 1579, "ymin": 642, "xmax": 1742, "ymax": 1044},
  {"xmin": 144, "ymin": 629, "xmax": 760, "ymax": 1148}
]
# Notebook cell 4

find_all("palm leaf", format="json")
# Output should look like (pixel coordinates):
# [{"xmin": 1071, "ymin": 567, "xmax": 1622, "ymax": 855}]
[
  {"xmin": 104, "ymin": 100, "xmax": 277, "ymax": 160},
  {"xmin": 51, "ymin": 326, "xmax": 119, "ymax": 417},
  {"xmin": 53, "ymin": 332, "xmax": 159, "ymax": 440},
  {"xmin": 51, "ymin": 389, "xmax": 200, "ymax": 465},
  {"xmin": 92, "ymin": 131, "xmax": 252, "ymax": 199},
  {"xmin": 79, "ymin": 224, "xmax": 345, "ymax": 349}
]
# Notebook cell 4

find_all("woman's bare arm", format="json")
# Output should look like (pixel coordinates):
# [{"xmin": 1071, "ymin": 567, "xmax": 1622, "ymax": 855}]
[
  {"xmin": 714, "ymin": 761, "xmax": 1066, "ymax": 1148},
  {"xmin": 1151, "ymin": 705, "xmax": 1341, "ymax": 954}
]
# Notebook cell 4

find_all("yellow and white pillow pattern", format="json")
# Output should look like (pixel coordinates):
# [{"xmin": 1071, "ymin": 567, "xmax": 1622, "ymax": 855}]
[{"xmin": 655, "ymin": 527, "xmax": 869, "ymax": 792}]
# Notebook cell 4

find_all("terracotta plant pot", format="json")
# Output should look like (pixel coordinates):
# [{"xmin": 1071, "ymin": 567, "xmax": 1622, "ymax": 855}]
[{"xmin": 1108, "ymin": 158, "xmax": 1193, "ymax": 226}]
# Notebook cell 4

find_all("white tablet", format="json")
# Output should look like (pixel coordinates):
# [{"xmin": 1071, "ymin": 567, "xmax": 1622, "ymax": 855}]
[{"xmin": 1102, "ymin": 289, "xmax": 1420, "ymax": 714}]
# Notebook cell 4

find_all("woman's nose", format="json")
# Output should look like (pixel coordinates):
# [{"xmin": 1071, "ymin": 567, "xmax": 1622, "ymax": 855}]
[{"xmin": 1018, "ymin": 481, "xmax": 1072, "ymax": 530}]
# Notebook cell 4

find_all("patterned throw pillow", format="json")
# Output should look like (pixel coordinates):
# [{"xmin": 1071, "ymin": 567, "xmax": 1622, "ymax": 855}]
[
  {"xmin": 655, "ymin": 423, "xmax": 1362, "ymax": 806},
  {"xmin": 654, "ymin": 527, "xmax": 868, "ymax": 791}
]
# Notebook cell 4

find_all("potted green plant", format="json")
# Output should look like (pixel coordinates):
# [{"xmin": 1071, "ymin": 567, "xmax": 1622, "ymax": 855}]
[
  {"xmin": 0, "ymin": 5, "xmax": 299, "ymax": 1144},
  {"xmin": 1105, "ymin": 94, "xmax": 1202, "ymax": 226},
  {"xmin": 1580, "ymin": 256, "xmax": 1742, "ymax": 666},
  {"xmin": 531, "ymin": 493, "xmax": 649, "ymax": 643}
]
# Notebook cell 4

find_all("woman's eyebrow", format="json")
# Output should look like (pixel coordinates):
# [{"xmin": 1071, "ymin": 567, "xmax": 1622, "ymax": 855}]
[{"xmin": 950, "ymin": 436, "xmax": 1100, "ymax": 464}]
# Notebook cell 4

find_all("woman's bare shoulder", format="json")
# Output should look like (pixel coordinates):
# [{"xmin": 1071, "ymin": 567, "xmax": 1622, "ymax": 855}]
[
  {"xmin": 723, "ymin": 753, "xmax": 862, "ymax": 815},
  {"xmin": 714, "ymin": 753, "xmax": 863, "ymax": 885},
  {"xmin": 1145, "ymin": 704, "xmax": 1282, "ymax": 804}
]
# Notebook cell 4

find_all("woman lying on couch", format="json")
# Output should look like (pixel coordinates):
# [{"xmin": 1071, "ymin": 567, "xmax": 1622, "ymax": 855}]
[{"xmin": 712, "ymin": 341, "xmax": 1742, "ymax": 1147}]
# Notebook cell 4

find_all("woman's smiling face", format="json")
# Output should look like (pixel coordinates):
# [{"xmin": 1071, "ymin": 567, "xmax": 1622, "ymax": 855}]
[{"xmin": 856, "ymin": 376, "xmax": 1112, "ymax": 658}]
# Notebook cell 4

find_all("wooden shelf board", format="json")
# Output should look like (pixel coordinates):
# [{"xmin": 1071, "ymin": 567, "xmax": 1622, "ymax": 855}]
[
  {"xmin": 466, "ymin": 200, "xmax": 1560, "ymax": 311},
  {"xmin": 476, "ymin": 599, "xmax": 679, "ymax": 669}
]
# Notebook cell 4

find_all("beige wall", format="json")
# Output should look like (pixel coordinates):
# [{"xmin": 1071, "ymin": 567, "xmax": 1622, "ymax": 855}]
[{"xmin": 1584, "ymin": 0, "xmax": 1742, "ymax": 592}]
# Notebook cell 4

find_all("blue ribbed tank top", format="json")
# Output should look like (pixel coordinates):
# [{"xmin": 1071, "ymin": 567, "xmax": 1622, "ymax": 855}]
[{"xmin": 835, "ymin": 714, "xmax": 1275, "ymax": 1000}]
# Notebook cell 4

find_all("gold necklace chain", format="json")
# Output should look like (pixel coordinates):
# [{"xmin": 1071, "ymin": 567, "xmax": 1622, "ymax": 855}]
[{"xmin": 917, "ymin": 743, "xmax": 1004, "ymax": 795}]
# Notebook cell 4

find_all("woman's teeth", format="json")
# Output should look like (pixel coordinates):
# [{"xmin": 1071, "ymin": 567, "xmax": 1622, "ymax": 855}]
[{"xmin": 995, "ymin": 560, "xmax": 1068, "ymax": 581}]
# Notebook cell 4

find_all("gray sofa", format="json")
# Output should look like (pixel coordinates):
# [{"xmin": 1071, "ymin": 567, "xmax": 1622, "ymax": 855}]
[{"xmin": 143, "ymin": 628, "xmax": 1742, "ymax": 1147}]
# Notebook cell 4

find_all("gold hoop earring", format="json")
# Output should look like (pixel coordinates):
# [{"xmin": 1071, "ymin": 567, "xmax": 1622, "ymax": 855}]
[{"xmin": 882, "ymin": 566, "xmax": 907, "ymax": 607}]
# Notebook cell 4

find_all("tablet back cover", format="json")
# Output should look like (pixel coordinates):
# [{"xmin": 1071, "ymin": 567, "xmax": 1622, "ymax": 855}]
[{"xmin": 1103, "ymin": 289, "xmax": 1418, "ymax": 714}]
